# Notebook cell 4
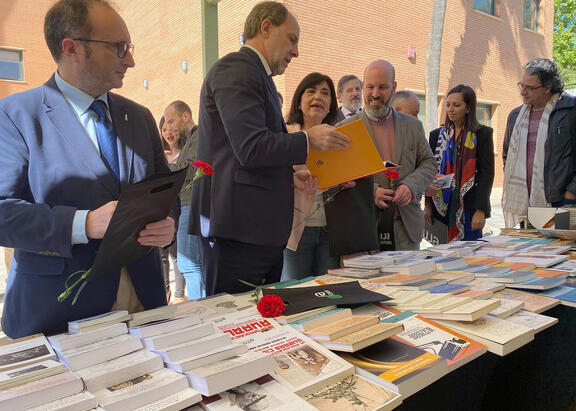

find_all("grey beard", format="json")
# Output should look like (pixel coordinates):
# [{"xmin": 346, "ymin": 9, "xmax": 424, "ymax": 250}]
[
  {"xmin": 364, "ymin": 102, "xmax": 390, "ymax": 119},
  {"xmin": 343, "ymin": 101, "xmax": 362, "ymax": 113}
]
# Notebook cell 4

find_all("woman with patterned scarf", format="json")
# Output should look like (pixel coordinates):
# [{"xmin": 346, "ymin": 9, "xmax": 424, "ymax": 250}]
[{"xmin": 424, "ymin": 85, "xmax": 494, "ymax": 241}]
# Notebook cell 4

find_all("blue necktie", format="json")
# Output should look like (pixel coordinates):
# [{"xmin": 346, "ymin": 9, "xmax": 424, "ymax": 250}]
[{"xmin": 90, "ymin": 99, "xmax": 120, "ymax": 182}]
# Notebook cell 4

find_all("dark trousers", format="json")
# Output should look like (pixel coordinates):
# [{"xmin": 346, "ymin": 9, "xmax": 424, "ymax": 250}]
[{"xmin": 199, "ymin": 236, "xmax": 283, "ymax": 296}]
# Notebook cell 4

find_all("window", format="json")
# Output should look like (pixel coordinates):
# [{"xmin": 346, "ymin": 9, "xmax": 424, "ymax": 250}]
[
  {"xmin": 474, "ymin": 0, "xmax": 494, "ymax": 15},
  {"xmin": 415, "ymin": 93, "xmax": 426, "ymax": 126},
  {"xmin": 524, "ymin": 0, "xmax": 540, "ymax": 31},
  {"xmin": 476, "ymin": 103, "xmax": 493, "ymax": 127},
  {"xmin": 0, "ymin": 49, "xmax": 24, "ymax": 81}
]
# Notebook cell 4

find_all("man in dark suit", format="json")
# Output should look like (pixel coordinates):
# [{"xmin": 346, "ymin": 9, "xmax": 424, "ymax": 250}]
[
  {"xmin": 0, "ymin": 0, "xmax": 175, "ymax": 338},
  {"xmin": 335, "ymin": 75, "xmax": 362, "ymax": 123},
  {"xmin": 190, "ymin": 1, "xmax": 350, "ymax": 295}
]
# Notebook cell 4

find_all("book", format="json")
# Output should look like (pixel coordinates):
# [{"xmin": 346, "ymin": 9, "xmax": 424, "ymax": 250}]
[
  {"xmin": 0, "ymin": 334, "xmax": 56, "ymax": 372},
  {"xmin": 505, "ymin": 276, "xmax": 566, "ymax": 290},
  {"xmin": 531, "ymin": 268, "xmax": 568, "ymax": 278},
  {"xmin": 431, "ymin": 256, "xmax": 466, "ymax": 270},
  {"xmin": 473, "ymin": 249, "xmax": 519, "ymax": 258},
  {"xmin": 372, "ymin": 250, "xmax": 418, "ymax": 264},
  {"xmin": 93, "ymin": 368, "xmax": 189, "ymax": 411},
  {"xmin": 173, "ymin": 300, "xmax": 219, "ymax": 320},
  {"xmin": 505, "ymin": 310, "xmax": 559, "ymax": 333},
  {"xmin": 75, "ymin": 349, "xmax": 164, "ymax": 392},
  {"xmin": 306, "ymin": 119, "xmax": 388, "ymax": 189},
  {"xmin": 468, "ymin": 281, "xmax": 506, "ymax": 292},
  {"xmin": 385, "ymin": 291, "xmax": 430, "ymax": 306},
  {"xmin": 153, "ymin": 333, "xmax": 232, "ymax": 363},
  {"xmin": 351, "ymin": 303, "xmax": 400, "ymax": 321},
  {"xmin": 427, "ymin": 283, "xmax": 470, "ymax": 294},
  {"xmin": 380, "ymin": 259, "xmax": 436, "ymax": 275},
  {"xmin": 166, "ymin": 343, "xmax": 248, "ymax": 373},
  {"xmin": 420, "ymin": 299, "xmax": 501, "ymax": 322},
  {"xmin": 414, "ymin": 296, "xmax": 473, "ymax": 313},
  {"xmin": 342, "ymin": 254, "xmax": 395, "ymax": 269},
  {"xmin": 493, "ymin": 289, "xmax": 560, "ymax": 313},
  {"xmin": 327, "ymin": 267, "xmax": 383, "ymax": 279},
  {"xmin": 503, "ymin": 254, "xmax": 569, "ymax": 268},
  {"xmin": 289, "ymin": 308, "xmax": 352, "ymax": 332},
  {"xmin": 550, "ymin": 259, "xmax": 576, "ymax": 276},
  {"xmin": 68, "ymin": 311, "xmax": 130, "ymax": 333},
  {"xmin": 141, "ymin": 322, "xmax": 216, "ymax": 351},
  {"xmin": 48, "ymin": 323, "xmax": 128, "ymax": 352},
  {"xmin": 339, "ymin": 337, "xmax": 448, "ymax": 398},
  {"xmin": 538, "ymin": 285, "xmax": 576, "ymax": 308},
  {"xmin": 128, "ymin": 315, "xmax": 201, "ymax": 338},
  {"xmin": 491, "ymin": 261, "xmax": 537, "ymax": 271},
  {"xmin": 456, "ymin": 289, "xmax": 494, "ymax": 300},
  {"xmin": 26, "ymin": 391, "xmax": 98, "ymax": 411},
  {"xmin": 370, "ymin": 273, "xmax": 433, "ymax": 286},
  {"xmin": 400, "ymin": 279, "xmax": 448, "ymax": 291},
  {"xmin": 185, "ymin": 351, "xmax": 276, "ymax": 396},
  {"xmin": 0, "ymin": 371, "xmax": 83, "ymax": 410},
  {"xmin": 381, "ymin": 310, "xmax": 487, "ymax": 371},
  {"xmin": 489, "ymin": 299, "xmax": 525, "ymax": 318},
  {"xmin": 262, "ymin": 282, "xmax": 390, "ymax": 315},
  {"xmin": 480, "ymin": 241, "xmax": 533, "ymax": 250},
  {"xmin": 431, "ymin": 272, "xmax": 475, "ymax": 284},
  {"xmin": 523, "ymin": 244, "xmax": 572, "ymax": 254},
  {"xmin": 474, "ymin": 270, "xmax": 537, "ymax": 283},
  {"xmin": 395, "ymin": 293, "xmax": 453, "ymax": 310},
  {"xmin": 306, "ymin": 315, "xmax": 381, "ymax": 342},
  {"xmin": 201, "ymin": 374, "xmax": 317, "ymax": 410},
  {"xmin": 468, "ymin": 266, "xmax": 511, "ymax": 277},
  {"xmin": 304, "ymin": 374, "xmax": 402, "ymax": 411},
  {"xmin": 437, "ymin": 316, "xmax": 534, "ymax": 356},
  {"xmin": 0, "ymin": 359, "xmax": 65, "ymax": 391},
  {"xmin": 317, "ymin": 323, "xmax": 404, "ymax": 352},
  {"xmin": 127, "ymin": 305, "xmax": 177, "ymax": 328},
  {"xmin": 56, "ymin": 333, "xmax": 142, "ymax": 371},
  {"xmin": 133, "ymin": 388, "xmax": 201, "ymax": 411},
  {"xmin": 464, "ymin": 257, "xmax": 504, "ymax": 266}
]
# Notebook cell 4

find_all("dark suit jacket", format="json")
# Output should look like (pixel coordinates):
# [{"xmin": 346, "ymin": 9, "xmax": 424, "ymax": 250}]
[
  {"xmin": 429, "ymin": 125, "xmax": 494, "ymax": 217},
  {"xmin": 0, "ymin": 75, "xmax": 172, "ymax": 338},
  {"xmin": 189, "ymin": 47, "xmax": 308, "ymax": 247}
]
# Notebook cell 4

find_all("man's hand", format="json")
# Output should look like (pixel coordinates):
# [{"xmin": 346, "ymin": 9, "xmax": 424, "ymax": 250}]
[
  {"xmin": 86, "ymin": 201, "xmax": 118, "ymax": 239},
  {"xmin": 425, "ymin": 174, "xmax": 444, "ymax": 197},
  {"xmin": 375, "ymin": 186, "xmax": 394, "ymax": 209},
  {"xmin": 340, "ymin": 180, "xmax": 357, "ymax": 189},
  {"xmin": 565, "ymin": 191, "xmax": 576, "ymax": 200},
  {"xmin": 392, "ymin": 184, "xmax": 413, "ymax": 206},
  {"xmin": 471, "ymin": 210, "xmax": 486, "ymax": 231},
  {"xmin": 294, "ymin": 169, "xmax": 318, "ymax": 191},
  {"xmin": 137, "ymin": 217, "xmax": 176, "ymax": 247},
  {"xmin": 307, "ymin": 124, "xmax": 350, "ymax": 151}
]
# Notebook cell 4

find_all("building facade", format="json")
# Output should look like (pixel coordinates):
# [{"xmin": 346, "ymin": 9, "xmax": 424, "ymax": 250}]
[{"xmin": 0, "ymin": 0, "xmax": 554, "ymax": 186}]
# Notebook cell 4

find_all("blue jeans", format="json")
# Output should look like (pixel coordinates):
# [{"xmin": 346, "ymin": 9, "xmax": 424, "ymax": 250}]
[
  {"xmin": 281, "ymin": 226, "xmax": 339, "ymax": 281},
  {"xmin": 177, "ymin": 205, "xmax": 204, "ymax": 300}
]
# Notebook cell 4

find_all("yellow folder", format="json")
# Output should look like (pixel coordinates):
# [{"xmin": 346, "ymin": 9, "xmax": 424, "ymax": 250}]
[{"xmin": 306, "ymin": 119, "xmax": 387, "ymax": 189}]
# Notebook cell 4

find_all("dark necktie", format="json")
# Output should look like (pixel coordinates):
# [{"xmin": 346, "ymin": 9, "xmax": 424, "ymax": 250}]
[{"xmin": 90, "ymin": 99, "xmax": 120, "ymax": 182}]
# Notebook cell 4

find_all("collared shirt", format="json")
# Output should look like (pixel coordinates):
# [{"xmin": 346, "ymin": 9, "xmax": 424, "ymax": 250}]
[
  {"xmin": 54, "ymin": 71, "xmax": 111, "ymax": 245},
  {"xmin": 244, "ymin": 45, "xmax": 272, "ymax": 76},
  {"xmin": 340, "ymin": 106, "xmax": 361, "ymax": 118},
  {"xmin": 368, "ymin": 108, "xmax": 396, "ymax": 163}
]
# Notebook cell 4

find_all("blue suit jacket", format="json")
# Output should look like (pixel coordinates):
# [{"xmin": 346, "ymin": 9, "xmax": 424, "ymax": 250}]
[
  {"xmin": 0, "ymin": 75, "xmax": 172, "ymax": 338},
  {"xmin": 189, "ymin": 47, "xmax": 308, "ymax": 247}
]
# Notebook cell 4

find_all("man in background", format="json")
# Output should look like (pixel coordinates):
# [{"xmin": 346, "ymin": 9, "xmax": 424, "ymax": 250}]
[
  {"xmin": 391, "ymin": 90, "xmax": 421, "ymax": 119},
  {"xmin": 335, "ymin": 74, "xmax": 362, "ymax": 122},
  {"xmin": 165, "ymin": 100, "xmax": 204, "ymax": 301}
]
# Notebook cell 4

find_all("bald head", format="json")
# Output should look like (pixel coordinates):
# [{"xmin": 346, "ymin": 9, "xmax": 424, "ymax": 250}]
[
  {"xmin": 362, "ymin": 60, "xmax": 397, "ymax": 119},
  {"xmin": 391, "ymin": 90, "xmax": 420, "ymax": 118}
]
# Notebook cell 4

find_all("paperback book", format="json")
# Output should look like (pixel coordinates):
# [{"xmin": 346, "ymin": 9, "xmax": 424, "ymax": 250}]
[{"xmin": 0, "ymin": 334, "xmax": 56, "ymax": 372}]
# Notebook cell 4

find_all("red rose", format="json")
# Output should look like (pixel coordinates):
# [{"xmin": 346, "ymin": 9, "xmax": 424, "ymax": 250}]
[
  {"xmin": 385, "ymin": 170, "xmax": 400, "ymax": 180},
  {"xmin": 257, "ymin": 295, "xmax": 286, "ymax": 318},
  {"xmin": 192, "ymin": 160, "xmax": 214, "ymax": 176}
]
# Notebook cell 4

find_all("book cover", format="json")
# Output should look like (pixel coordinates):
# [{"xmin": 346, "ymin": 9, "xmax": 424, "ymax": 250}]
[
  {"xmin": 141, "ymin": 322, "xmax": 216, "ymax": 351},
  {"xmin": 133, "ymin": 388, "xmax": 201, "ymax": 411},
  {"xmin": 154, "ymin": 333, "xmax": 232, "ymax": 363},
  {"xmin": 503, "ymin": 254, "xmax": 569, "ymax": 268},
  {"xmin": 306, "ymin": 119, "xmax": 388, "ymax": 189},
  {"xmin": 26, "ymin": 391, "xmax": 98, "ymax": 411},
  {"xmin": 129, "ymin": 315, "xmax": 201, "ymax": 338},
  {"xmin": 489, "ymin": 299, "xmax": 525, "ymax": 318},
  {"xmin": 167, "ymin": 344, "xmax": 248, "ymax": 372},
  {"xmin": 506, "ymin": 277, "xmax": 565, "ymax": 290},
  {"xmin": 0, "ymin": 334, "xmax": 56, "ymax": 372},
  {"xmin": 289, "ymin": 308, "xmax": 352, "ymax": 332},
  {"xmin": 342, "ymin": 254, "xmax": 395, "ymax": 269},
  {"xmin": 505, "ymin": 310, "xmax": 559, "ymax": 333},
  {"xmin": 381, "ymin": 311, "xmax": 487, "ymax": 371},
  {"xmin": 68, "ymin": 311, "xmax": 129, "ymax": 330},
  {"xmin": 0, "ymin": 359, "xmax": 65, "ymax": 390},
  {"xmin": 319, "ymin": 322, "xmax": 403, "ymax": 352},
  {"xmin": 428, "ymin": 283, "xmax": 470, "ymax": 294},
  {"xmin": 370, "ymin": 274, "xmax": 433, "ymax": 286},
  {"xmin": 420, "ymin": 299, "xmax": 501, "ymax": 321},
  {"xmin": 304, "ymin": 374, "xmax": 402, "ymax": 411},
  {"xmin": 262, "ymin": 282, "xmax": 391, "ymax": 315},
  {"xmin": 494, "ymin": 289, "xmax": 560, "ymax": 313},
  {"xmin": 49, "ymin": 323, "xmax": 128, "ymax": 352},
  {"xmin": 201, "ymin": 374, "xmax": 316, "ymax": 410},
  {"xmin": 127, "ymin": 305, "xmax": 177, "ymax": 328},
  {"xmin": 491, "ymin": 261, "xmax": 537, "ymax": 271},
  {"xmin": 531, "ymin": 269, "xmax": 568, "ymax": 278},
  {"xmin": 380, "ymin": 260, "xmax": 435, "ymax": 276}
]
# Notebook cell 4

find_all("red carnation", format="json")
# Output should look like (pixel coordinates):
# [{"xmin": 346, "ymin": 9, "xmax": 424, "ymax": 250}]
[
  {"xmin": 192, "ymin": 160, "xmax": 214, "ymax": 176},
  {"xmin": 257, "ymin": 295, "xmax": 286, "ymax": 318},
  {"xmin": 385, "ymin": 170, "xmax": 400, "ymax": 180}
]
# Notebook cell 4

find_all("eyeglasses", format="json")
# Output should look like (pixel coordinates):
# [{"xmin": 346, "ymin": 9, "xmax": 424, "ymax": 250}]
[
  {"xmin": 516, "ymin": 82, "xmax": 543, "ymax": 92},
  {"xmin": 73, "ymin": 38, "xmax": 134, "ymax": 58}
]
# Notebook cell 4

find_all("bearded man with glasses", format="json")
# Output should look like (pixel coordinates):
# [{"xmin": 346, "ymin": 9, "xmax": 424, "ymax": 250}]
[
  {"xmin": 0, "ymin": 0, "xmax": 177, "ymax": 338},
  {"xmin": 502, "ymin": 58, "xmax": 576, "ymax": 228}
]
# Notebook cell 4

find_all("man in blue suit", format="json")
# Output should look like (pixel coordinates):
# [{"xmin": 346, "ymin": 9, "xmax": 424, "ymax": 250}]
[
  {"xmin": 189, "ymin": 1, "xmax": 350, "ymax": 295},
  {"xmin": 0, "ymin": 0, "xmax": 176, "ymax": 338}
]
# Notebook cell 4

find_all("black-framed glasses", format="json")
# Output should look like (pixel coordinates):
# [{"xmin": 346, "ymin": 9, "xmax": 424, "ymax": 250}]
[
  {"xmin": 73, "ymin": 38, "xmax": 134, "ymax": 58},
  {"xmin": 516, "ymin": 82, "xmax": 543, "ymax": 92}
]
